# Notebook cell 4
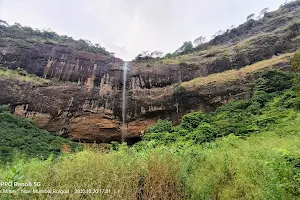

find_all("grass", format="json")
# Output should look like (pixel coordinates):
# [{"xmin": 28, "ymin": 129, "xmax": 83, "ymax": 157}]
[
  {"xmin": 186, "ymin": 131, "xmax": 300, "ymax": 200},
  {"xmin": 160, "ymin": 45, "xmax": 222, "ymax": 65},
  {"xmin": 181, "ymin": 53, "xmax": 293, "ymax": 89},
  {"xmin": 0, "ymin": 126, "xmax": 298, "ymax": 199},
  {"xmin": 0, "ymin": 67, "xmax": 49, "ymax": 84}
]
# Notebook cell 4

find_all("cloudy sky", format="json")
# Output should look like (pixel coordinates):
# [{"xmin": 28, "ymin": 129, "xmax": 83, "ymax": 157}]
[{"xmin": 0, "ymin": 0, "xmax": 286, "ymax": 60}]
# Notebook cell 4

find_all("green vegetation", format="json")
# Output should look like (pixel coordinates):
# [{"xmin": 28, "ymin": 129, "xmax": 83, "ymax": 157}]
[
  {"xmin": 181, "ymin": 53, "xmax": 293, "ymax": 89},
  {"xmin": 0, "ymin": 124, "xmax": 299, "ymax": 199},
  {"xmin": 0, "ymin": 21, "xmax": 112, "ymax": 55},
  {"xmin": 0, "ymin": 105, "xmax": 77, "ymax": 163},
  {"xmin": 0, "ymin": 69, "xmax": 299, "ymax": 199},
  {"xmin": 142, "ymin": 70, "xmax": 296, "ymax": 146},
  {"xmin": 291, "ymin": 52, "xmax": 300, "ymax": 71},
  {"xmin": 173, "ymin": 85, "xmax": 186, "ymax": 95},
  {"xmin": 1, "ymin": 1, "xmax": 300, "ymax": 198},
  {"xmin": 175, "ymin": 41, "xmax": 193, "ymax": 54},
  {"xmin": 2, "ymin": 56, "xmax": 300, "ymax": 200},
  {"xmin": 0, "ymin": 67, "xmax": 48, "ymax": 84}
]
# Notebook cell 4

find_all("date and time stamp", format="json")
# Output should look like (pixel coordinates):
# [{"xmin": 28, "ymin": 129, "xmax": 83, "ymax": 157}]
[{"xmin": 0, "ymin": 182, "xmax": 111, "ymax": 195}]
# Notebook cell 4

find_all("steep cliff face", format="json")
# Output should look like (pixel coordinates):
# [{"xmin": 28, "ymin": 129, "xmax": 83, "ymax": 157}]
[
  {"xmin": 0, "ymin": 1, "xmax": 300, "ymax": 143},
  {"xmin": 0, "ymin": 53, "xmax": 292, "ymax": 143},
  {"xmin": 0, "ymin": 38, "xmax": 123, "ymax": 83}
]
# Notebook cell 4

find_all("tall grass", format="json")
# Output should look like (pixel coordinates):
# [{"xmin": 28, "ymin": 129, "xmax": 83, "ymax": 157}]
[{"xmin": 0, "ymin": 127, "xmax": 299, "ymax": 199}]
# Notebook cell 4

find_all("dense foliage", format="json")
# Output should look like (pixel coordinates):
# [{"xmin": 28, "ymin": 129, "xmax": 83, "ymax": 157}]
[
  {"xmin": 0, "ymin": 105, "xmax": 77, "ymax": 163},
  {"xmin": 0, "ymin": 20, "xmax": 112, "ymax": 56},
  {"xmin": 140, "ymin": 70, "xmax": 299, "ymax": 147},
  {"xmin": 0, "ymin": 123, "xmax": 299, "ymax": 199}
]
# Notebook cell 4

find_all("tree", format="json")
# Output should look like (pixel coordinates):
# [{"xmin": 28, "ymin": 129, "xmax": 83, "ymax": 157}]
[
  {"xmin": 135, "ymin": 50, "xmax": 164, "ymax": 61},
  {"xmin": 0, "ymin": 19, "xmax": 8, "ymax": 27},
  {"xmin": 14, "ymin": 23, "xmax": 22, "ymax": 28},
  {"xmin": 164, "ymin": 53, "xmax": 174, "ymax": 59},
  {"xmin": 214, "ymin": 30, "xmax": 224, "ymax": 37},
  {"xmin": 193, "ymin": 36, "xmax": 206, "ymax": 47},
  {"xmin": 84, "ymin": 39, "xmax": 93, "ymax": 47},
  {"xmin": 247, "ymin": 13, "xmax": 255, "ymax": 21},
  {"xmin": 260, "ymin": 8, "xmax": 269, "ymax": 17},
  {"xmin": 141, "ymin": 51, "xmax": 150, "ymax": 57},
  {"xmin": 135, "ymin": 54, "xmax": 143, "ymax": 60},
  {"xmin": 175, "ymin": 41, "xmax": 193, "ymax": 54},
  {"xmin": 150, "ymin": 50, "xmax": 164, "ymax": 58}
]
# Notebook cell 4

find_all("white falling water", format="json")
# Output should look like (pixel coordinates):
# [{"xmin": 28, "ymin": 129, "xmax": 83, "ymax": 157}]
[{"xmin": 121, "ymin": 61, "xmax": 128, "ymax": 142}]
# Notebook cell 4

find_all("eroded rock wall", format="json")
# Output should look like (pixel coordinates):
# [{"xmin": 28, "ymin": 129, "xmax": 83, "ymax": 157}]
[{"xmin": 0, "ymin": 1, "xmax": 299, "ymax": 143}]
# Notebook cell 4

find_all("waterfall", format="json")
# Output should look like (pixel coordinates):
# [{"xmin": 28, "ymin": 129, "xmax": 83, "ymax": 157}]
[{"xmin": 121, "ymin": 61, "xmax": 128, "ymax": 142}]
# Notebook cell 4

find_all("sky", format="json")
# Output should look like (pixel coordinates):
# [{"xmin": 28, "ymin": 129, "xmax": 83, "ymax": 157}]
[{"xmin": 0, "ymin": 0, "xmax": 287, "ymax": 60}]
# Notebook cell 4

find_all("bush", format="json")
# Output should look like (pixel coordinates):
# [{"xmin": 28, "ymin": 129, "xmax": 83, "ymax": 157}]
[
  {"xmin": 147, "ymin": 120, "xmax": 172, "ymax": 133},
  {"xmin": 276, "ymin": 90, "xmax": 300, "ymax": 109},
  {"xmin": 283, "ymin": 96, "xmax": 300, "ymax": 110},
  {"xmin": 250, "ymin": 91, "xmax": 274, "ymax": 108},
  {"xmin": 181, "ymin": 112, "xmax": 211, "ymax": 131},
  {"xmin": 292, "ymin": 73, "xmax": 300, "ymax": 91},
  {"xmin": 0, "ymin": 110, "xmax": 77, "ymax": 163},
  {"xmin": 173, "ymin": 85, "xmax": 186, "ymax": 95},
  {"xmin": 255, "ymin": 70, "xmax": 292, "ymax": 93},
  {"xmin": 185, "ymin": 123, "xmax": 217, "ymax": 143},
  {"xmin": 216, "ymin": 99, "xmax": 251, "ymax": 113},
  {"xmin": 291, "ymin": 52, "xmax": 300, "ymax": 71},
  {"xmin": 0, "ymin": 105, "xmax": 10, "ymax": 113}
]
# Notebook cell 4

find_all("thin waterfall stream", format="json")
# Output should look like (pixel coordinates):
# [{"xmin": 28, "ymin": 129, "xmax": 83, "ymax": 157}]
[{"xmin": 121, "ymin": 61, "xmax": 128, "ymax": 142}]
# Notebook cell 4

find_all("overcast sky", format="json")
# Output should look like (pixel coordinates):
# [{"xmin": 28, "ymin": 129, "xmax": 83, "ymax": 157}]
[{"xmin": 0, "ymin": 0, "xmax": 286, "ymax": 60}]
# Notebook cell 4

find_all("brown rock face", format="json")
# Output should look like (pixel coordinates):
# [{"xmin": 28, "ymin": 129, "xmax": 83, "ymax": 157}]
[{"xmin": 0, "ymin": 1, "xmax": 299, "ymax": 143}]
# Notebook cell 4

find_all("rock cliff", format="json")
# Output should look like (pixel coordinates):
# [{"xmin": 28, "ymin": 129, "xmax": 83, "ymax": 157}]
[{"xmin": 0, "ymin": 1, "xmax": 299, "ymax": 143}]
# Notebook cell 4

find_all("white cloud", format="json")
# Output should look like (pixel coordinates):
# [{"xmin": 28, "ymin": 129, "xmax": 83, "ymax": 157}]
[{"xmin": 0, "ymin": 0, "xmax": 285, "ymax": 60}]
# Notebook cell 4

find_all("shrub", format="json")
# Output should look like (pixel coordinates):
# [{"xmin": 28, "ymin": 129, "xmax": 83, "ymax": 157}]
[
  {"xmin": 0, "ymin": 110, "xmax": 77, "ymax": 163},
  {"xmin": 147, "ymin": 120, "xmax": 172, "ymax": 133},
  {"xmin": 283, "ymin": 96, "xmax": 300, "ymax": 109},
  {"xmin": 181, "ymin": 112, "xmax": 211, "ymax": 131},
  {"xmin": 276, "ymin": 90, "xmax": 300, "ymax": 109},
  {"xmin": 292, "ymin": 73, "xmax": 300, "ymax": 92},
  {"xmin": 291, "ymin": 52, "xmax": 300, "ymax": 71},
  {"xmin": 255, "ymin": 70, "xmax": 292, "ymax": 93},
  {"xmin": 255, "ymin": 116, "xmax": 277, "ymax": 128},
  {"xmin": 250, "ymin": 91, "xmax": 274, "ymax": 108},
  {"xmin": 216, "ymin": 100, "xmax": 251, "ymax": 113},
  {"xmin": 173, "ymin": 85, "xmax": 186, "ymax": 95},
  {"xmin": 0, "ymin": 104, "xmax": 10, "ymax": 113},
  {"xmin": 246, "ymin": 101, "xmax": 263, "ymax": 115},
  {"xmin": 185, "ymin": 123, "xmax": 217, "ymax": 143}
]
